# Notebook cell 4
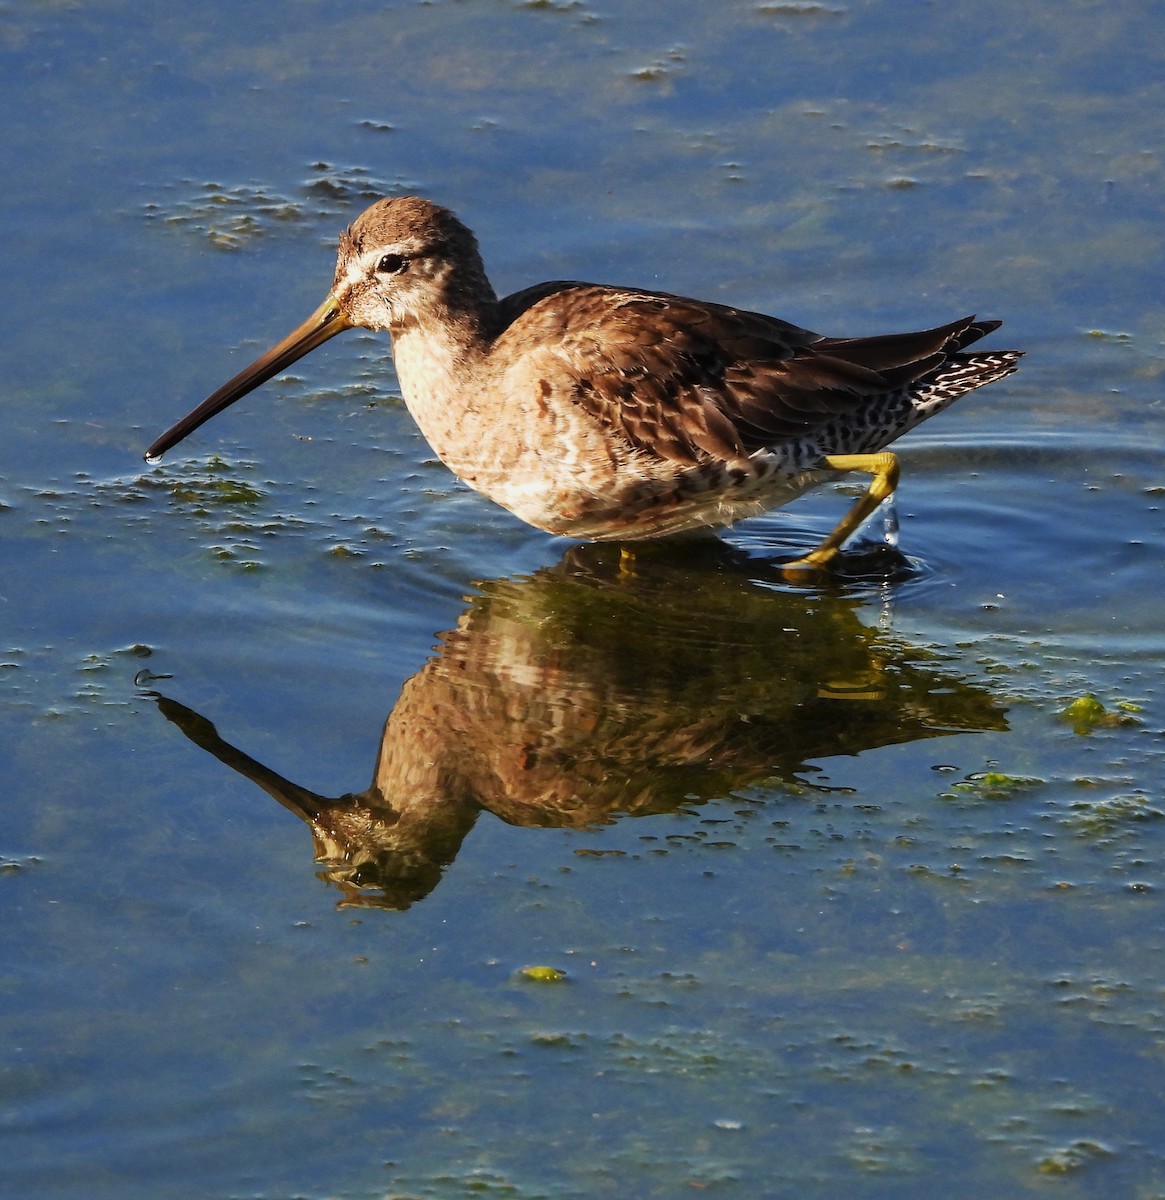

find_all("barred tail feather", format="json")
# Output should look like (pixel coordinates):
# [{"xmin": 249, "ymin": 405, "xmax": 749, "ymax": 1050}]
[{"xmin": 911, "ymin": 349, "xmax": 1023, "ymax": 420}]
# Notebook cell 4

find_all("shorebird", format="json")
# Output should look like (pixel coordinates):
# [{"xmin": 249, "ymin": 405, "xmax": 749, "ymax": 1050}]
[{"xmin": 147, "ymin": 196, "xmax": 1021, "ymax": 569}]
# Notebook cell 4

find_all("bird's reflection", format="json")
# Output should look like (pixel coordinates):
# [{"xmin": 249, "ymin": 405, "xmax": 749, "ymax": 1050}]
[{"xmin": 150, "ymin": 542, "xmax": 1006, "ymax": 908}]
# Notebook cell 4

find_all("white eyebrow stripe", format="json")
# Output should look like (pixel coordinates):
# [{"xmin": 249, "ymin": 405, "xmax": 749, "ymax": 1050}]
[{"xmin": 340, "ymin": 243, "xmax": 426, "ymax": 291}]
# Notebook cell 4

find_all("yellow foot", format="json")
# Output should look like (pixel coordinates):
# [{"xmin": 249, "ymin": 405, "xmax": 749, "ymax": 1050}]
[{"xmin": 781, "ymin": 451, "xmax": 900, "ymax": 579}]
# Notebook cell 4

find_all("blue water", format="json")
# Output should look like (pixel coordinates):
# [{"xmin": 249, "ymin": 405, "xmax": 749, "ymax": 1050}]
[{"xmin": 2, "ymin": 2, "xmax": 1165, "ymax": 1197}]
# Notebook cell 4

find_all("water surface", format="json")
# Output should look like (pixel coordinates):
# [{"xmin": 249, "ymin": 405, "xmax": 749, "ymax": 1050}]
[{"xmin": 2, "ymin": 2, "xmax": 1164, "ymax": 1197}]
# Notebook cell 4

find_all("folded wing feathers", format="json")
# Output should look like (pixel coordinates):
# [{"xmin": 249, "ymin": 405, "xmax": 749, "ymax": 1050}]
[{"xmin": 508, "ymin": 287, "xmax": 1000, "ymax": 467}]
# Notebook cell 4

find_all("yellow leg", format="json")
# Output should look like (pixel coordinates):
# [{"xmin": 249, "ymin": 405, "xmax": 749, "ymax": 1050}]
[{"xmin": 783, "ymin": 452, "xmax": 901, "ymax": 573}]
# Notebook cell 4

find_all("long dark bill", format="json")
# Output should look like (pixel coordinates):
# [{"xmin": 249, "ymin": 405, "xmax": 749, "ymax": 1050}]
[{"xmin": 145, "ymin": 295, "xmax": 353, "ymax": 462}]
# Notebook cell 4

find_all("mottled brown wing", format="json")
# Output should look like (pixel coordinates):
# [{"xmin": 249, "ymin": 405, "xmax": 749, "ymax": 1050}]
[{"xmin": 497, "ymin": 283, "xmax": 997, "ymax": 466}]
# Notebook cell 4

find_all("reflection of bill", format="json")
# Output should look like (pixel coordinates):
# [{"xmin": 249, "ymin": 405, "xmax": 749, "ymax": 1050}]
[{"xmin": 149, "ymin": 543, "xmax": 1006, "ymax": 909}]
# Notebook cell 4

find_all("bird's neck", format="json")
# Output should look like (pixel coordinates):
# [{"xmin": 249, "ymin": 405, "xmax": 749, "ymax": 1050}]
[
  {"xmin": 390, "ymin": 291, "xmax": 495, "ymax": 372},
  {"xmin": 389, "ymin": 299, "xmax": 492, "ymax": 424},
  {"xmin": 385, "ymin": 263, "xmax": 508, "ymax": 479}
]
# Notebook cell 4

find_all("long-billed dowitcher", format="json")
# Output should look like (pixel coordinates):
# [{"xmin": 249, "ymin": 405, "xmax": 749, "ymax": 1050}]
[{"xmin": 147, "ymin": 196, "xmax": 1021, "ymax": 569}]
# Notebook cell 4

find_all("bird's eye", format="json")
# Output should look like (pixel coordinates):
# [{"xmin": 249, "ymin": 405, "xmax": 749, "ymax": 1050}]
[{"xmin": 376, "ymin": 253, "xmax": 409, "ymax": 275}]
